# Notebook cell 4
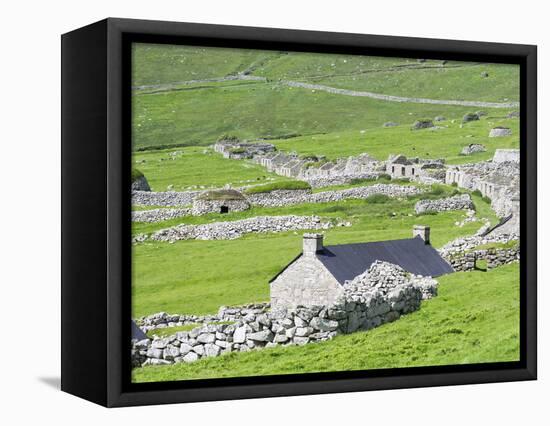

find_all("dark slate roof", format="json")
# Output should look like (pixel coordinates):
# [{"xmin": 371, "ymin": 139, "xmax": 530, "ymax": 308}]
[
  {"xmin": 316, "ymin": 236, "xmax": 453, "ymax": 284},
  {"xmin": 132, "ymin": 320, "xmax": 147, "ymax": 341}
]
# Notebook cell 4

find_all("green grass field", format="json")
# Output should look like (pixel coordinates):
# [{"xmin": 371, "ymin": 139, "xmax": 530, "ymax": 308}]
[
  {"xmin": 132, "ymin": 190, "xmax": 494, "ymax": 318},
  {"xmin": 133, "ymin": 262, "xmax": 519, "ymax": 382},
  {"xmin": 130, "ymin": 43, "xmax": 520, "ymax": 382}
]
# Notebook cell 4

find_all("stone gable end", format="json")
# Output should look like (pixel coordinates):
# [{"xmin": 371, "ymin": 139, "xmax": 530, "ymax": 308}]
[{"xmin": 270, "ymin": 255, "xmax": 343, "ymax": 309}]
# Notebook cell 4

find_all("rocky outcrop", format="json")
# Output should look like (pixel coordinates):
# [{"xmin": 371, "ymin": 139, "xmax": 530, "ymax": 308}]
[{"xmin": 415, "ymin": 194, "xmax": 474, "ymax": 214}]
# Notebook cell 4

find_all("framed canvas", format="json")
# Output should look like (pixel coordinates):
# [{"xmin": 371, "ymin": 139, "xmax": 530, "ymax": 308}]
[{"xmin": 61, "ymin": 18, "xmax": 537, "ymax": 407}]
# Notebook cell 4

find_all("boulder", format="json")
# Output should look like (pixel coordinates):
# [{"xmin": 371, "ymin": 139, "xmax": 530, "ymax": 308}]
[
  {"xmin": 183, "ymin": 352, "xmax": 199, "ymax": 363},
  {"xmin": 204, "ymin": 343, "xmax": 221, "ymax": 357},
  {"xmin": 462, "ymin": 113, "xmax": 480, "ymax": 123},
  {"xmin": 247, "ymin": 330, "xmax": 274, "ymax": 342},
  {"xmin": 196, "ymin": 333, "xmax": 216, "ymax": 344},
  {"xmin": 411, "ymin": 119, "xmax": 434, "ymax": 130},
  {"xmin": 309, "ymin": 317, "xmax": 339, "ymax": 332},
  {"xmin": 233, "ymin": 325, "xmax": 248, "ymax": 344}
]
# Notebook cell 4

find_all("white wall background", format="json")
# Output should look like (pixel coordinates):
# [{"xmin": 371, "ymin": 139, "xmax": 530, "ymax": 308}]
[{"xmin": 0, "ymin": 0, "xmax": 546, "ymax": 423}]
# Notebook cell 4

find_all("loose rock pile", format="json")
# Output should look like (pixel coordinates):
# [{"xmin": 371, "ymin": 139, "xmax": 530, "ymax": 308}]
[
  {"xmin": 415, "ymin": 194, "xmax": 474, "ymax": 214},
  {"xmin": 131, "ymin": 262, "xmax": 438, "ymax": 367},
  {"xmin": 144, "ymin": 215, "xmax": 334, "ymax": 243}
]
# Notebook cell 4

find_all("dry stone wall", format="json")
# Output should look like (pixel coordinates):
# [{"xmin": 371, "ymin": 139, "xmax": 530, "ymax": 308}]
[
  {"xmin": 249, "ymin": 184, "xmax": 424, "ymax": 208},
  {"xmin": 132, "ymin": 262, "xmax": 438, "ymax": 367},
  {"xmin": 137, "ymin": 215, "xmax": 335, "ymax": 243},
  {"xmin": 132, "ymin": 208, "xmax": 192, "ymax": 223},
  {"xmin": 415, "ymin": 194, "xmax": 473, "ymax": 214}
]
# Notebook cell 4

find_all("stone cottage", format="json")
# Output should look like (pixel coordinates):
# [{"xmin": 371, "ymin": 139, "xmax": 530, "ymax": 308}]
[
  {"xmin": 191, "ymin": 189, "xmax": 250, "ymax": 215},
  {"xmin": 269, "ymin": 228, "xmax": 453, "ymax": 309}
]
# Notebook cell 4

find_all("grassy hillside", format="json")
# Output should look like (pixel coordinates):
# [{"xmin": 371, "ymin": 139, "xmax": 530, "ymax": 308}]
[
  {"xmin": 132, "ymin": 262, "xmax": 519, "ymax": 382},
  {"xmin": 131, "ymin": 44, "xmax": 519, "ymax": 151},
  {"xmin": 132, "ymin": 81, "xmax": 514, "ymax": 150},
  {"xmin": 133, "ymin": 146, "xmax": 289, "ymax": 191},
  {"xmin": 131, "ymin": 190, "xmax": 494, "ymax": 318}
]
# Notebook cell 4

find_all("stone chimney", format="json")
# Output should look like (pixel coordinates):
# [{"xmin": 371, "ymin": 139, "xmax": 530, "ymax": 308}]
[
  {"xmin": 303, "ymin": 233, "xmax": 324, "ymax": 256},
  {"xmin": 413, "ymin": 225, "xmax": 430, "ymax": 244}
]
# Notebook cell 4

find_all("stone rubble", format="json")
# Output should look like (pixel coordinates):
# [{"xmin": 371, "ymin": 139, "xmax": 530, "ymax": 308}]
[{"xmin": 415, "ymin": 194, "xmax": 474, "ymax": 214}]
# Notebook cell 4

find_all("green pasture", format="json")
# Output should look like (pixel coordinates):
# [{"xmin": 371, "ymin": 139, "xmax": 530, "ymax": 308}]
[
  {"xmin": 133, "ymin": 262, "xmax": 519, "ymax": 382},
  {"xmin": 131, "ymin": 190, "xmax": 495, "ymax": 318}
]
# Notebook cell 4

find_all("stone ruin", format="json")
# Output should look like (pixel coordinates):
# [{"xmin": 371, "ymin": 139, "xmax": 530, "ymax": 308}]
[
  {"xmin": 191, "ymin": 189, "xmax": 250, "ymax": 215},
  {"xmin": 445, "ymin": 149, "xmax": 519, "ymax": 223},
  {"xmin": 386, "ymin": 154, "xmax": 446, "ymax": 183},
  {"xmin": 213, "ymin": 139, "xmax": 276, "ymax": 159}
]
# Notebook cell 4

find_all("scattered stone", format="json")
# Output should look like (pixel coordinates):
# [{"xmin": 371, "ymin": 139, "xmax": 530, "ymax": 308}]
[
  {"xmin": 383, "ymin": 121, "xmax": 398, "ymax": 127},
  {"xmin": 461, "ymin": 144, "xmax": 486, "ymax": 155},
  {"xmin": 411, "ymin": 119, "xmax": 434, "ymax": 130},
  {"xmin": 489, "ymin": 127, "xmax": 512, "ymax": 137},
  {"xmin": 462, "ymin": 112, "xmax": 480, "ymax": 123}
]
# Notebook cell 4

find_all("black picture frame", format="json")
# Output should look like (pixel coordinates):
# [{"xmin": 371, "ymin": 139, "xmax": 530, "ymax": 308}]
[{"xmin": 61, "ymin": 17, "xmax": 537, "ymax": 407}]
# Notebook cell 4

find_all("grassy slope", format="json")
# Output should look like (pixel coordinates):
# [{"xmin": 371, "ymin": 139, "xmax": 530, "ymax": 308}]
[
  {"xmin": 133, "ymin": 262, "xmax": 519, "ymax": 382},
  {"xmin": 269, "ymin": 116, "xmax": 519, "ymax": 164},
  {"xmin": 132, "ymin": 43, "xmax": 278, "ymax": 86},
  {"xmin": 133, "ymin": 81, "xmax": 511, "ymax": 149},
  {"xmin": 256, "ymin": 54, "xmax": 519, "ymax": 102},
  {"xmin": 133, "ymin": 146, "xmax": 288, "ymax": 191},
  {"xmin": 132, "ymin": 191, "xmax": 494, "ymax": 317}
]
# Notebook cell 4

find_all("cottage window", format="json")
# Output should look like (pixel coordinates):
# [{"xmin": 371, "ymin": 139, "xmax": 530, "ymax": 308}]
[
  {"xmin": 411, "ymin": 167, "xmax": 415, "ymax": 175},
  {"xmin": 220, "ymin": 206, "xmax": 229, "ymax": 214},
  {"xmin": 401, "ymin": 166, "xmax": 406, "ymax": 176}
]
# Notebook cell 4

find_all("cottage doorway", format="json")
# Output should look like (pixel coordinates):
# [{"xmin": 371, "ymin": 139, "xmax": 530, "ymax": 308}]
[{"xmin": 220, "ymin": 205, "xmax": 229, "ymax": 214}]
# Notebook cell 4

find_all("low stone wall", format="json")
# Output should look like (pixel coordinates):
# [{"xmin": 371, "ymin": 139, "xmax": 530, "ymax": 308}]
[
  {"xmin": 440, "ymin": 232, "xmax": 519, "ymax": 272},
  {"xmin": 250, "ymin": 184, "xmax": 423, "ymax": 208},
  {"xmin": 131, "ymin": 262, "xmax": 438, "ymax": 367},
  {"xmin": 415, "ymin": 194, "xmax": 473, "ymax": 214},
  {"xmin": 132, "ymin": 190, "xmax": 203, "ymax": 207},
  {"xmin": 305, "ymin": 173, "xmax": 380, "ymax": 189},
  {"xmin": 132, "ymin": 208, "xmax": 192, "ymax": 223},
  {"xmin": 139, "ymin": 215, "xmax": 335, "ymax": 243},
  {"xmin": 445, "ymin": 247, "xmax": 519, "ymax": 272},
  {"xmin": 137, "ymin": 303, "xmax": 270, "ymax": 333}
]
